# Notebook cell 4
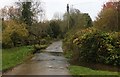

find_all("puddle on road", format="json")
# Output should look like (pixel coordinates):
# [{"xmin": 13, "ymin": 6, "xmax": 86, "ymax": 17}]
[
  {"xmin": 50, "ymin": 52, "xmax": 63, "ymax": 56},
  {"xmin": 32, "ymin": 52, "xmax": 67, "ymax": 62}
]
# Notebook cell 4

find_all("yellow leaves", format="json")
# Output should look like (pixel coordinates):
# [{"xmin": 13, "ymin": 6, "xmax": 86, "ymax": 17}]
[
  {"xmin": 3, "ymin": 20, "xmax": 28, "ymax": 37},
  {"xmin": 2, "ymin": 20, "xmax": 28, "ymax": 45},
  {"xmin": 15, "ymin": 23, "xmax": 28, "ymax": 37},
  {"xmin": 73, "ymin": 38, "xmax": 79, "ymax": 44},
  {"xmin": 71, "ymin": 27, "xmax": 97, "ymax": 46},
  {"xmin": 2, "ymin": 32, "xmax": 12, "ymax": 44}
]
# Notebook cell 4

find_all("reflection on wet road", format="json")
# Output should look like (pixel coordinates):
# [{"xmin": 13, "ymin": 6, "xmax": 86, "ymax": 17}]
[{"xmin": 4, "ymin": 41, "xmax": 70, "ymax": 75}]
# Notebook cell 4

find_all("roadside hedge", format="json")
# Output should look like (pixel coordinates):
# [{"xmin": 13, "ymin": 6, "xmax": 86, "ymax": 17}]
[{"xmin": 64, "ymin": 27, "xmax": 120, "ymax": 66}]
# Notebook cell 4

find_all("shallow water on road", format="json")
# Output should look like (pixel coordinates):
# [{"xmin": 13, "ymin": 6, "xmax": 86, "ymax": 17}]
[{"xmin": 3, "ymin": 41, "xmax": 70, "ymax": 75}]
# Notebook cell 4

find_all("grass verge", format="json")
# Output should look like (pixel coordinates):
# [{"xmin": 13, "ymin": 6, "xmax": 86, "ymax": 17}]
[
  {"xmin": 68, "ymin": 65, "xmax": 120, "ymax": 76},
  {"xmin": 2, "ymin": 46, "xmax": 34, "ymax": 71}
]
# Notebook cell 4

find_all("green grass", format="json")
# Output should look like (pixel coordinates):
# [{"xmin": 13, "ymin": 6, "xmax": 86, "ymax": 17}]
[
  {"xmin": 2, "ymin": 46, "xmax": 34, "ymax": 71},
  {"xmin": 68, "ymin": 65, "xmax": 120, "ymax": 76}
]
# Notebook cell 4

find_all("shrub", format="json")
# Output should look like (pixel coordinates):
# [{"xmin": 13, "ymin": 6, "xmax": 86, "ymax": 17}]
[
  {"xmin": 64, "ymin": 27, "xmax": 120, "ymax": 66},
  {"xmin": 2, "ymin": 20, "xmax": 28, "ymax": 48},
  {"xmin": 63, "ymin": 27, "xmax": 96, "ymax": 61},
  {"xmin": 34, "ymin": 44, "xmax": 47, "ymax": 52}
]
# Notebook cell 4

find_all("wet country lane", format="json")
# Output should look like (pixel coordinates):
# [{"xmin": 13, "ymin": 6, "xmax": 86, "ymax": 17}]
[{"xmin": 3, "ymin": 41, "xmax": 71, "ymax": 75}]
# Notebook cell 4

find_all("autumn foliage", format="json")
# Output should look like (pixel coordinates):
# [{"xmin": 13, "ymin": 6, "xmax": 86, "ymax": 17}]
[
  {"xmin": 2, "ymin": 20, "xmax": 28, "ymax": 48},
  {"xmin": 64, "ymin": 27, "xmax": 120, "ymax": 66},
  {"xmin": 94, "ymin": 1, "xmax": 120, "ymax": 31},
  {"xmin": 64, "ymin": 1, "xmax": 120, "ymax": 67}
]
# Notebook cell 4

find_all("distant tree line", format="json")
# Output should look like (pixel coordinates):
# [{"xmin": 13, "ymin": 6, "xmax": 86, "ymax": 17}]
[{"xmin": 1, "ymin": 0, "xmax": 93, "ymax": 48}]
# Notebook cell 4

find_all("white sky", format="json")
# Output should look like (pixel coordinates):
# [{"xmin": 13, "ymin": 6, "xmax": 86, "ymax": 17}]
[{"xmin": 0, "ymin": 0, "xmax": 108, "ymax": 20}]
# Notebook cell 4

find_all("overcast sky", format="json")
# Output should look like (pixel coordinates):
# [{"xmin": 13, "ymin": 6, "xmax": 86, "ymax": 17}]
[{"xmin": 0, "ymin": 0, "xmax": 108, "ymax": 21}]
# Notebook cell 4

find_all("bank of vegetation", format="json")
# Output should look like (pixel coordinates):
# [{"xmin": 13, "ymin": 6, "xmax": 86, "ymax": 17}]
[{"xmin": 63, "ymin": 1, "xmax": 120, "ymax": 75}]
